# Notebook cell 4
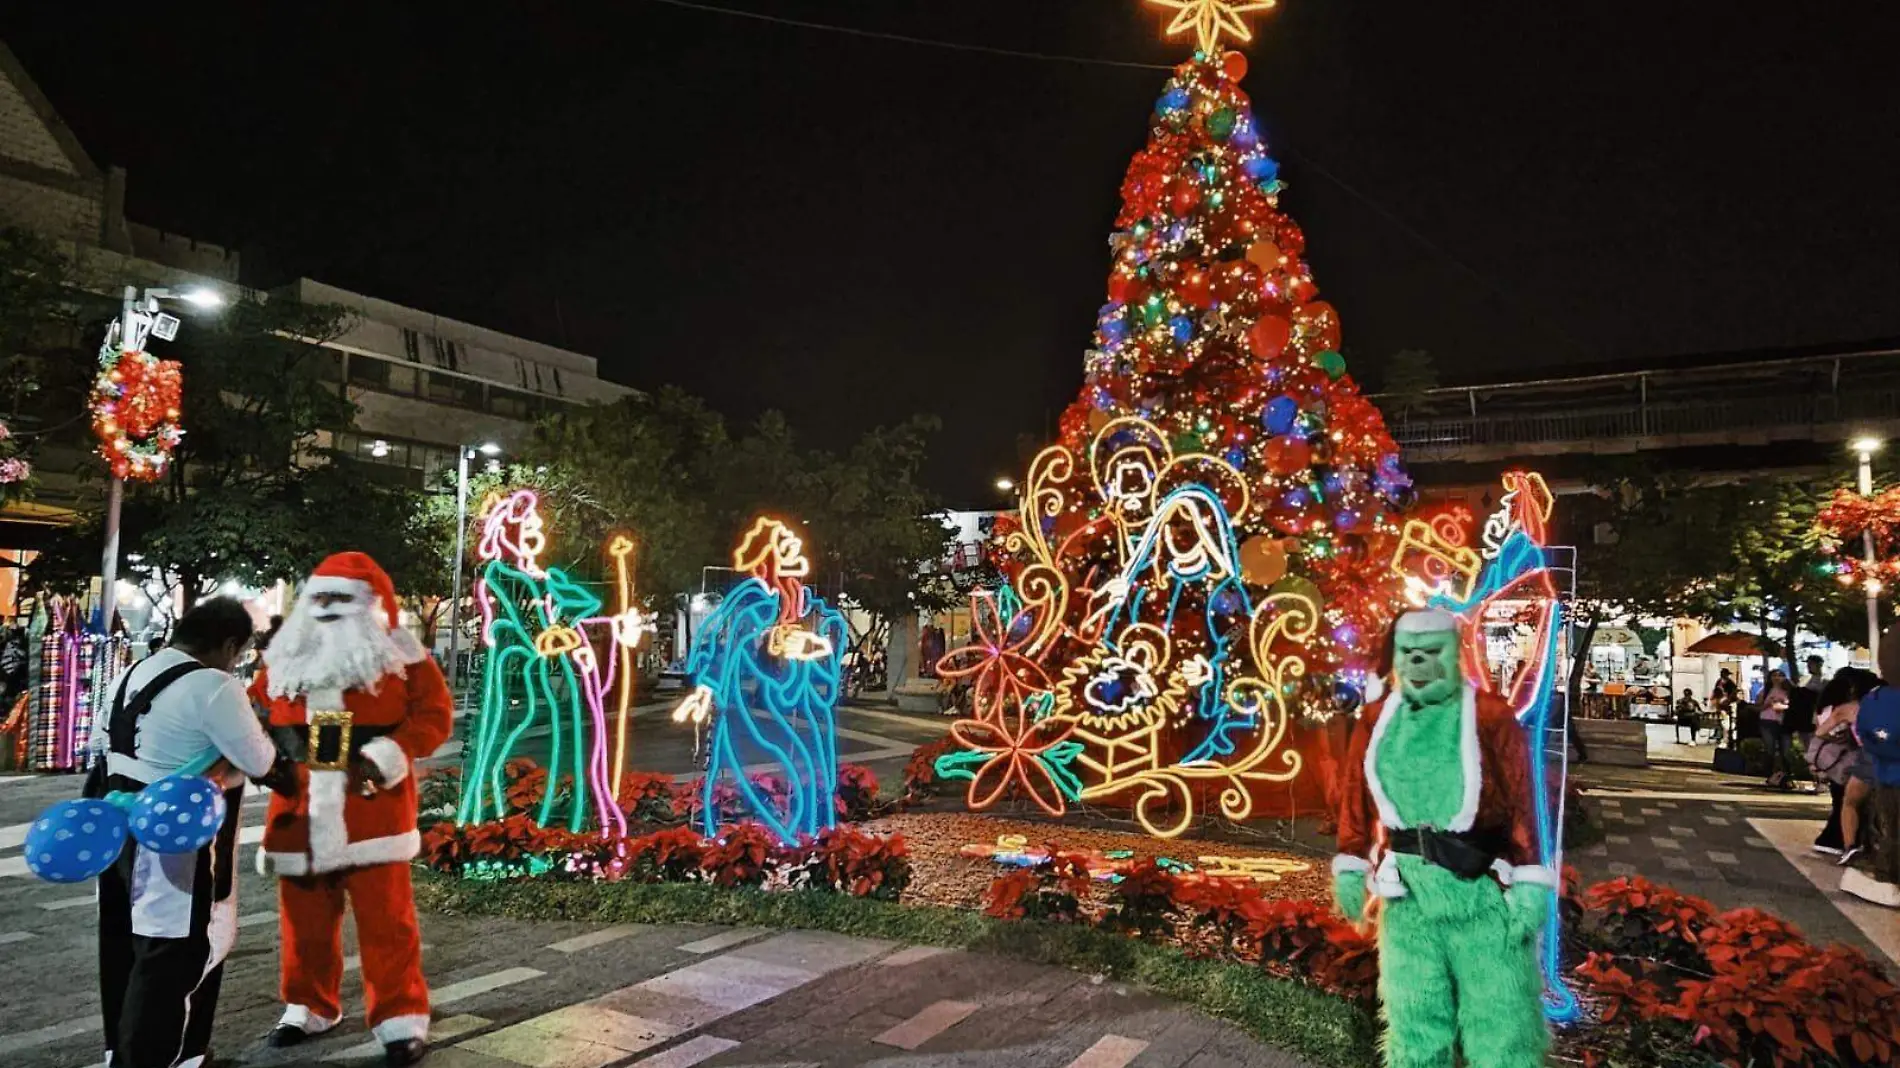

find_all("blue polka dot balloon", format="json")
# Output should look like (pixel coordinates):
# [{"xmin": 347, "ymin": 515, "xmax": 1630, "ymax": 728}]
[
  {"xmin": 25, "ymin": 798, "xmax": 129, "ymax": 883},
  {"xmin": 129, "ymin": 775, "xmax": 226, "ymax": 855}
]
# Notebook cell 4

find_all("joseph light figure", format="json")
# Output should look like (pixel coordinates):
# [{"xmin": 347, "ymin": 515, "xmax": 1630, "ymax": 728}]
[{"xmin": 675, "ymin": 518, "xmax": 847, "ymax": 843}]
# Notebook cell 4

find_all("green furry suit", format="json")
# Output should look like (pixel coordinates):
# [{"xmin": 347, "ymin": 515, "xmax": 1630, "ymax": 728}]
[{"xmin": 1333, "ymin": 612, "xmax": 1553, "ymax": 1067}]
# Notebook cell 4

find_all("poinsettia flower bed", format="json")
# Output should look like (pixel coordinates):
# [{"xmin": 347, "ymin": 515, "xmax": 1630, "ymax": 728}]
[
  {"xmin": 1566, "ymin": 876, "xmax": 1900, "ymax": 1068},
  {"xmin": 419, "ymin": 817, "xmax": 912, "ymax": 901}
]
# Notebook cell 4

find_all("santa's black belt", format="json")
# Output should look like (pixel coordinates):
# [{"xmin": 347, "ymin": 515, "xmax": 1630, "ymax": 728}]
[
  {"xmin": 270, "ymin": 722, "xmax": 393, "ymax": 772},
  {"xmin": 1386, "ymin": 826, "xmax": 1507, "ymax": 880}
]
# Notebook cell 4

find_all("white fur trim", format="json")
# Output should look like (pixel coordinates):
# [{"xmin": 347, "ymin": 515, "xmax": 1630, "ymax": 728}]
[
  {"xmin": 302, "ymin": 575, "xmax": 372, "ymax": 600},
  {"xmin": 279, "ymin": 1004, "xmax": 340, "ymax": 1035},
  {"xmin": 260, "ymin": 829, "xmax": 421, "ymax": 877},
  {"xmin": 307, "ymin": 768, "xmax": 351, "ymax": 873},
  {"xmin": 373, "ymin": 1014, "xmax": 431, "ymax": 1044},
  {"xmin": 361, "ymin": 736, "xmax": 410, "ymax": 787},
  {"xmin": 1510, "ymin": 864, "xmax": 1559, "ymax": 888},
  {"xmin": 1448, "ymin": 685, "xmax": 1483, "ymax": 833},
  {"xmin": 1363, "ymin": 692, "xmax": 1404, "ymax": 830},
  {"xmin": 1372, "ymin": 851, "xmax": 1408, "ymax": 899},
  {"xmin": 1331, "ymin": 854, "xmax": 1371, "ymax": 875},
  {"xmin": 1363, "ymin": 676, "xmax": 1386, "ymax": 704},
  {"xmin": 1395, "ymin": 609, "xmax": 1458, "ymax": 633}
]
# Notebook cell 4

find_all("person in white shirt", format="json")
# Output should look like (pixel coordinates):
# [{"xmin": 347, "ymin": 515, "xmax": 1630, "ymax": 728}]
[{"xmin": 89, "ymin": 597, "xmax": 290, "ymax": 1068}]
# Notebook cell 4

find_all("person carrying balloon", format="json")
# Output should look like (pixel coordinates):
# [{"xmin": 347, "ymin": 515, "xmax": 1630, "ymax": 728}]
[{"xmin": 80, "ymin": 597, "xmax": 286, "ymax": 1068}]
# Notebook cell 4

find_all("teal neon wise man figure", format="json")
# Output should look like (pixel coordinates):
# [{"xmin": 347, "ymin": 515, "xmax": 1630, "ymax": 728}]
[
  {"xmin": 456, "ymin": 489, "xmax": 604, "ymax": 831},
  {"xmin": 674, "ymin": 518, "xmax": 846, "ymax": 844}
]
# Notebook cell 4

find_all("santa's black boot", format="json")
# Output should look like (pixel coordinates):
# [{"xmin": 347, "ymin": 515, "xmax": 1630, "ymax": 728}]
[{"xmin": 384, "ymin": 1038, "xmax": 429, "ymax": 1066}]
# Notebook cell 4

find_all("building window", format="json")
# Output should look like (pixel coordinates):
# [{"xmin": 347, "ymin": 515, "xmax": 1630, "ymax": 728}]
[
  {"xmin": 401, "ymin": 329, "xmax": 421, "ymax": 363},
  {"xmin": 348, "ymin": 357, "xmax": 390, "ymax": 389},
  {"xmin": 430, "ymin": 336, "xmax": 461, "ymax": 371},
  {"xmin": 386, "ymin": 363, "xmax": 419, "ymax": 396},
  {"xmin": 489, "ymin": 388, "xmax": 534, "ymax": 420},
  {"xmin": 423, "ymin": 370, "xmax": 479, "ymax": 409}
]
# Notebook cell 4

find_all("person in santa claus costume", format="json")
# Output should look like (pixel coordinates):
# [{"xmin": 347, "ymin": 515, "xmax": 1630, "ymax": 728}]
[
  {"xmin": 250, "ymin": 552, "xmax": 452, "ymax": 1066},
  {"xmin": 1332, "ymin": 608, "xmax": 1553, "ymax": 1068}
]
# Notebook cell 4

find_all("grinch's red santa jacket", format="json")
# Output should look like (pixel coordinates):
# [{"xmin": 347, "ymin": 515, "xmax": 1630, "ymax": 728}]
[
  {"xmin": 1333, "ymin": 685, "xmax": 1553, "ymax": 896},
  {"xmin": 249, "ymin": 636, "xmax": 452, "ymax": 877}
]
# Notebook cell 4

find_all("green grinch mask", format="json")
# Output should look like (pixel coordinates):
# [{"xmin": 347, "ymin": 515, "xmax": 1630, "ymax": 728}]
[{"xmin": 1395, "ymin": 626, "xmax": 1462, "ymax": 707}]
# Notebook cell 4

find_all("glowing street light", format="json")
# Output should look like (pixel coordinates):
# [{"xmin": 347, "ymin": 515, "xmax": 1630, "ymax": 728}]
[
  {"xmin": 1853, "ymin": 435, "xmax": 1885, "ymax": 658},
  {"xmin": 445, "ymin": 441, "xmax": 505, "ymax": 690},
  {"xmin": 994, "ymin": 477, "xmax": 1016, "ymax": 493}
]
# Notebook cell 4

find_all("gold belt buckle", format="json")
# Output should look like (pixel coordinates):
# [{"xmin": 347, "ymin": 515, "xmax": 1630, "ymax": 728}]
[{"xmin": 307, "ymin": 709, "xmax": 354, "ymax": 772}]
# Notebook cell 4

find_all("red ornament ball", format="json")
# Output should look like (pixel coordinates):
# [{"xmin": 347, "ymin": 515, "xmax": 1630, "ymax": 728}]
[
  {"xmin": 1249, "ymin": 315, "xmax": 1292, "ymax": 359},
  {"xmin": 1221, "ymin": 52, "xmax": 1249, "ymax": 82},
  {"xmin": 1265, "ymin": 436, "xmax": 1312, "ymax": 476}
]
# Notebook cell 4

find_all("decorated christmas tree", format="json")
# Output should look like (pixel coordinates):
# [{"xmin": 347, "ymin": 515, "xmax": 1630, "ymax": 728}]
[{"xmin": 936, "ymin": 4, "xmax": 1414, "ymax": 836}]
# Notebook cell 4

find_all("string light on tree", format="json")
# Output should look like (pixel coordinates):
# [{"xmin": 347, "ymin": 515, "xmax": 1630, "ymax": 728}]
[{"xmin": 1148, "ymin": 0, "xmax": 1278, "ymax": 56}]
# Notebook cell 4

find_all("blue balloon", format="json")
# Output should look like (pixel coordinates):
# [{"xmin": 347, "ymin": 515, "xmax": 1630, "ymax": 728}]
[
  {"xmin": 1159, "ymin": 87, "xmax": 1190, "ymax": 113},
  {"xmin": 1263, "ymin": 395, "xmax": 1299, "ymax": 436},
  {"xmin": 1244, "ymin": 156, "xmax": 1280, "ymax": 183},
  {"xmin": 129, "ymin": 775, "xmax": 226, "ymax": 856},
  {"xmin": 26, "ymin": 798, "xmax": 128, "ymax": 883}
]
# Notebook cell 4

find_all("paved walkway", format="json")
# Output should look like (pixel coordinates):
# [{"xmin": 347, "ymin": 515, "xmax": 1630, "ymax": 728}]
[
  {"xmin": 1571, "ymin": 755, "xmax": 1899, "ymax": 964},
  {"xmin": 0, "ymin": 772, "xmax": 1312, "ymax": 1068}
]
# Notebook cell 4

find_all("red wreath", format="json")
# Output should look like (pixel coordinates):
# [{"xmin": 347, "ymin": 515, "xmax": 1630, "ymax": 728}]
[{"xmin": 91, "ymin": 349, "xmax": 184, "ymax": 481}]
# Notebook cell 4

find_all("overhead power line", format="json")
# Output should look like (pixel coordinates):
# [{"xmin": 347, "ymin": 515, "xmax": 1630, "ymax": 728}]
[{"xmin": 640, "ymin": 0, "xmax": 1175, "ymax": 70}]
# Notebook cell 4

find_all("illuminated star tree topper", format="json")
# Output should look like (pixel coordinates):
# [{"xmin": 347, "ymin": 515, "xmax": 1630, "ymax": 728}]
[{"xmin": 1148, "ymin": 0, "xmax": 1278, "ymax": 55}]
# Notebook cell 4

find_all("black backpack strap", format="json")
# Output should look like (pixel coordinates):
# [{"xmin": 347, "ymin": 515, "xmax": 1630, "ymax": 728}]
[{"xmin": 106, "ymin": 660, "xmax": 214, "ymax": 758}]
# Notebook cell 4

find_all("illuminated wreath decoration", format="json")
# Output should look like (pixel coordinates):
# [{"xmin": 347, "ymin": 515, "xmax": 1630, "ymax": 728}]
[{"xmin": 90, "ymin": 344, "xmax": 184, "ymax": 481}]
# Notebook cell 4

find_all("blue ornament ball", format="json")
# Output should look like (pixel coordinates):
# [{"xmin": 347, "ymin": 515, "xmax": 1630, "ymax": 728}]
[
  {"xmin": 129, "ymin": 775, "xmax": 226, "ymax": 856},
  {"xmin": 1244, "ymin": 156, "xmax": 1280, "ymax": 183},
  {"xmin": 1169, "ymin": 315, "xmax": 1195, "ymax": 343},
  {"xmin": 1159, "ymin": 87, "xmax": 1190, "ymax": 113},
  {"xmin": 25, "ymin": 798, "xmax": 128, "ymax": 883},
  {"xmin": 1332, "ymin": 681, "xmax": 1363, "ymax": 713},
  {"xmin": 1263, "ymin": 395, "xmax": 1299, "ymax": 436}
]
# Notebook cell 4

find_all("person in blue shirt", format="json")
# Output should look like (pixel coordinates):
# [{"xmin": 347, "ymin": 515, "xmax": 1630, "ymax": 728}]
[{"xmin": 1848, "ymin": 632, "xmax": 1900, "ymax": 904}]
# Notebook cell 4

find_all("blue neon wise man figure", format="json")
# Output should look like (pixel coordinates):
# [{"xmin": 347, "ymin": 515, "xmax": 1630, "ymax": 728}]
[{"xmin": 675, "ymin": 518, "xmax": 846, "ymax": 843}]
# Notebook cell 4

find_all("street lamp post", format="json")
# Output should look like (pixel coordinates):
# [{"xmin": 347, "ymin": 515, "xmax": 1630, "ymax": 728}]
[
  {"xmin": 96, "ymin": 284, "xmax": 223, "ymax": 633},
  {"xmin": 1853, "ymin": 436, "xmax": 1884, "ymax": 660},
  {"xmin": 443, "ymin": 441, "xmax": 501, "ymax": 693}
]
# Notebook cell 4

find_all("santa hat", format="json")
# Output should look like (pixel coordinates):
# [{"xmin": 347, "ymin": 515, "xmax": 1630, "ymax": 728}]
[
  {"xmin": 303, "ymin": 552, "xmax": 400, "ymax": 628},
  {"xmin": 1394, "ymin": 608, "xmax": 1459, "ymax": 634}
]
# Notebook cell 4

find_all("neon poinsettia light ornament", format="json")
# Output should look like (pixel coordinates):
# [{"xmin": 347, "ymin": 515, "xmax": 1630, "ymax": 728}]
[
  {"xmin": 1816, "ymin": 485, "xmax": 1900, "ymax": 589},
  {"xmin": 90, "ymin": 340, "xmax": 184, "ymax": 481}
]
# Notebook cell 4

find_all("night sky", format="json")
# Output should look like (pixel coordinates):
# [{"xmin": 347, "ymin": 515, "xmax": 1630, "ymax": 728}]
[{"xmin": 5, "ymin": 3, "xmax": 1898, "ymax": 504}]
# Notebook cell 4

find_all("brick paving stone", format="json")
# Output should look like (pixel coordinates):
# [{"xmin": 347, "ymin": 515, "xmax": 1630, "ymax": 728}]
[
  {"xmin": 1709, "ymin": 851, "xmax": 1739, "ymax": 865},
  {"xmin": 1641, "ymin": 808, "xmax": 1664, "ymax": 816},
  {"xmin": 1669, "ymin": 826, "xmax": 1695, "ymax": 836},
  {"xmin": 1608, "ymin": 862, "xmax": 1637, "ymax": 875},
  {"xmin": 1651, "ymin": 837, "xmax": 1680, "ymax": 850},
  {"xmin": 1605, "ymin": 834, "xmax": 1631, "ymax": 844},
  {"xmin": 1745, "ymin": 836, "xmax": 1773, "ymax": 848},
  {"xmin": 1662, "ymin": 857, "xmax": 1694, "ymax": 872},
  {"xmin": 1704, "ymin": 815, "xmax": 1731, "ymax": 826}
]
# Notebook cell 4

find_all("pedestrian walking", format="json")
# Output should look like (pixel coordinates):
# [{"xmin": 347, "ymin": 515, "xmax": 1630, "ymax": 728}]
[
  {"xmin": 1673, "ymin": 689, "xmax": 1706, "ymax": 744},
  {"xmin": 1760, "ymin": 670, "xmax": 1797, "ymax": 788},
  {"xmin": 89, "ymin": 598, "xmax": 292, "ymax": 1068},
  {"xmin": 1809, "ymin": 667, "xmax": 1880, "ymax": 859}
]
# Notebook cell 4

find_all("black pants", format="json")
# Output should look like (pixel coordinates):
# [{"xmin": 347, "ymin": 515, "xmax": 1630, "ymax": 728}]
[
  {"xmin": 1761, "ymin": 721, "xmax": 1799, "ymax": 779},
  {"xmin": 98, "ymin": 785, "xmax": 243, "ymax": 1068},
  {"xmin": 1816, "ymin": 780, "xmax": 1846, "ymax": 851}
]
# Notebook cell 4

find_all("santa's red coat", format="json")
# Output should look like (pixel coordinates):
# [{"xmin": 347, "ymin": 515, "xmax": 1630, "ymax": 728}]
[
  {"xmin": 249, "ymin": 658, "xmax": 453, "ymax": 876},
  {"xmin": 1333, "ymin": 685, "xmax": 1550, "ymax": 887}
]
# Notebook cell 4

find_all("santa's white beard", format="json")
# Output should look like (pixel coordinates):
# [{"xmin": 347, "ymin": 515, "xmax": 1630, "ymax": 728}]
[{"xmin": 265, "ymin": 603, "xmax": 412, "ymax": 697}]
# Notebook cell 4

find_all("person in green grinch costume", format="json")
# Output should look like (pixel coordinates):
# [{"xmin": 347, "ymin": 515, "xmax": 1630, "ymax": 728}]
[{"xmin": 1332, "ymin": 609, "xmax": 1553, "ymax": 1067}]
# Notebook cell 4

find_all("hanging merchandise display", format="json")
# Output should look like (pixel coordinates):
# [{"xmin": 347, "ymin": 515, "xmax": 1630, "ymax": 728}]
[
  {"xmin": 455, "ymin": 489, "xmax": 651, "ymax": 835},
  {"xmin": 27, "ymin": 600, "xmax": 122, "ymax": 773},
  {"xmin": 674, "ymin": 518, "xmax": 846, "ymax": 845}
]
